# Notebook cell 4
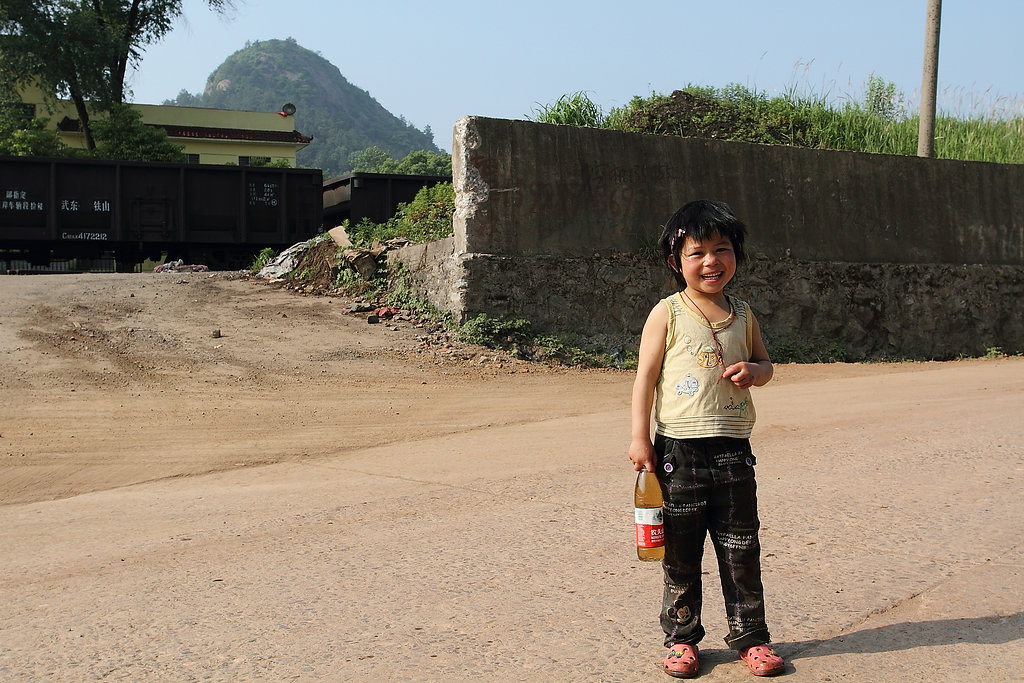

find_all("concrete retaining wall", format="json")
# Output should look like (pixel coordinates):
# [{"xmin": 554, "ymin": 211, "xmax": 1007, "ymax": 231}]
[{"xmin": 392, "ymin": 116, "xmax": 1024, "ymax": 360}]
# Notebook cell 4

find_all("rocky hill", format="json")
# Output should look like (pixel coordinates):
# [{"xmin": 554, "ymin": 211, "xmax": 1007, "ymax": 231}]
[{"xmin": 166, "ymin": 38, "xmax": 439, "ymax": 176}]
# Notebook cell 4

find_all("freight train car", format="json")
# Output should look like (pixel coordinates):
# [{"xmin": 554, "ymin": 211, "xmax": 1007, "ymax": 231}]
[{"xmin": 0, "ymin": 155, "xmax": 323, "ymax": 270}]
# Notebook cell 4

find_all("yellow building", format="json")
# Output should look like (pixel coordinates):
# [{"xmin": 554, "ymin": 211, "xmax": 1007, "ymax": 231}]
[{"xmin": 18, "ymin": 85, "xmax": 312, "ymax": 166}]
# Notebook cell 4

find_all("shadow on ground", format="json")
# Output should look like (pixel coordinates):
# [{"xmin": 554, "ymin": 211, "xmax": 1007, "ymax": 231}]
[
  {"xmin": 681, "ymin": 614, "xmax": 1023, "ymax": 677},
  {"xmin": 784, "ymin": 612, "xmax": 1024, "ymax": 658}
]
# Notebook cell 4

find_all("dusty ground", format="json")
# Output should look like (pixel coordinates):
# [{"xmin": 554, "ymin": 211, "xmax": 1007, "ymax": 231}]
[
  {"xmin": 0, "ymin": 270, "xmax": 934, "ymax": 506},
  {"xmin": 0, "ymin": 271, "xmax": 630, "ymax": 505},
  {"xmin": 1, "ymin": 272, "xmax": 1021, "ymax": 681}
]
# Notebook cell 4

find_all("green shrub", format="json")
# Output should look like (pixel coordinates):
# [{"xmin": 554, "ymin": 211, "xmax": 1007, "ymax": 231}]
[
  {"xmin": 457, "ymin": 313, "xmax": 636, "ymax": 369},
  {"xmin": 345, "ymin": 182, "xmax": 455, "ymax": 246},
  {"xmin": 532, "ymin": 333, "xmax": 628, "ymax": 368},
  {"xmin": 457, "ymin": 314, "xmax": 534, "ymax": 348},
  {"xmin": 768, "ymin": 337, "xmax": 856, "ymax": 363},
  {"xmin": 90, "ymin": 104, "xmax": 186, "ymax": 163},
  {"xmin": 333, "ymin": 267, "xmax": 371, "ymax": 295},
  {"xmin": 0, "ymin": 112, "xmax": 68, "ymax": 157}
]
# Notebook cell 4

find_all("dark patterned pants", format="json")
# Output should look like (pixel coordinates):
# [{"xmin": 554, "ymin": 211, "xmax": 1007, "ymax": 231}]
[{"xmin": 654, "ymin": 435, "xmax": 772, "ymax": 650}]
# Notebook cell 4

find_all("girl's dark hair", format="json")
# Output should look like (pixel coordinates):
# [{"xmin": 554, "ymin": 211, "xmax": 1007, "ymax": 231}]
[{"xmin": 659, "ymin": 199, "xmax": 747, "ymax": 288}]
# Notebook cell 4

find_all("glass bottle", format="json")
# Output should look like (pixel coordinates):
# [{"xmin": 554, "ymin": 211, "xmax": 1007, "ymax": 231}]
[{"xmin": 634, "ymin": 470, "xmax": 665, "ymax": 561}]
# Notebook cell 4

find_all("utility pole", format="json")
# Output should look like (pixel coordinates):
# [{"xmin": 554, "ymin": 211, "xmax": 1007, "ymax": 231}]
[{"xmin": 918, "ymin": 0, "xmax": 942, "ymax": 157}]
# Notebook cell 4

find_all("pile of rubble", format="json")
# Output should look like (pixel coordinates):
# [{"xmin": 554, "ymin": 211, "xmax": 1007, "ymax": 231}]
[
  {"xmin": 154, "ymin": 259, "xmax": 209, "ymax": 273},
  {"xmin": 249, "ymin": 233, "xmax": 524, "ymax": 370},
  {"xmin": 255, "ymin": 227, "xmax": 407, "ymax": 287}
]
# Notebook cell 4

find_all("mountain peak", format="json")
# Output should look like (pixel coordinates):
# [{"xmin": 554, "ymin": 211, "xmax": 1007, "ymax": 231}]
[{"xmin": 168, "ymin": 38, "xmax": 438, "ymax": 176}]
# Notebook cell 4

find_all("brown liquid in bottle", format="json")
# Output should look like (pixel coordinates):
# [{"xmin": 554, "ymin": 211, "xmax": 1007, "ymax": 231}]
[{"xmin": 634, "ymin": 470, "xmax": 665, "ymax": 561}]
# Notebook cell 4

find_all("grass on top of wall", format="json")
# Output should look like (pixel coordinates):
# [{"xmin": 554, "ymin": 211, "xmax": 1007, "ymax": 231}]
[{"xmin": 535, "ymin": 77, "xmax": 1024, "ymax": 165}]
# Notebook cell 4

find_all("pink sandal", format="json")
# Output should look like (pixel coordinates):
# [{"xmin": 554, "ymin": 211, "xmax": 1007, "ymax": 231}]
[
  {"xmin": 663, "ymin": 643, "xmax": 699, "ymax": 678},
  {"xmin": 738, "ymin": 644, "xmax": 785, "ymax": 676}
]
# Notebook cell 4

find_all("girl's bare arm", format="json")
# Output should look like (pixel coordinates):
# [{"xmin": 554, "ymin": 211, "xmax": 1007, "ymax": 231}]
[{"xmin": 628, "ymin": 303, "xmax": 668, "ymax": 472}]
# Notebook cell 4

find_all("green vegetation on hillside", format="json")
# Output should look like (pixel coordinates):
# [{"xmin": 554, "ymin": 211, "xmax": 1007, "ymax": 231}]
[
  {"xmin": 531, "ymin": 79, "xmax": 1024, "ymax": 164},
  {"xmin": 166, "ymin": 38, "xmax": 440, "ymax": 177},
  {"xmin": 350, "ymin": 147, "xmax": 452, "ymax": 176}
]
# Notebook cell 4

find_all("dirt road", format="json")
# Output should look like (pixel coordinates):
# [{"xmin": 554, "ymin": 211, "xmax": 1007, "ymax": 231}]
[
  {"xmin": 0, "ymin": 272, "xmax": 631, "ymax": 505},
  {"xmin": 1, "ymin": 272, "xmax": 1021, "ymax": 681}
]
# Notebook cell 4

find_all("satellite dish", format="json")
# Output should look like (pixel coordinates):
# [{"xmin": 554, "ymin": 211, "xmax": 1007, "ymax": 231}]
[{"xmin": 281, "ymin": 103, "xmax": 296, "ymax": 116}]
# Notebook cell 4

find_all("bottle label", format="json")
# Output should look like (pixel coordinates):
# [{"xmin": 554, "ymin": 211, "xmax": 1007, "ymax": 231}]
[{"xmin": 635, "ymin": 506, "xmax": 665, "ymax": 548}]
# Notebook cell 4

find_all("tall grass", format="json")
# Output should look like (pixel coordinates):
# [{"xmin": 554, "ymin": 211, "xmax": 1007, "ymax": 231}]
[
  {"xmin": 543, "ymin": 78, "xmax": 1024, "ymax": 165},
  {"xmin": 798, "ymin": 107, "xmax": 1024, "ymax": 163},
  {"xmin": 529, "ymin": 91, "xmax": 606, "ymax": 127}
]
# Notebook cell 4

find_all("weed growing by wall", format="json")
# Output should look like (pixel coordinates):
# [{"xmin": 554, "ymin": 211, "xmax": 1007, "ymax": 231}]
[
  {"xmin": 766, "ymin": 337, "xmax": 856, "ymax": 364},
  {"xmin": 529, "ymin": 91, "xmax": 607, "ymax": 127},
  {"xmin": 457, "ymin": 313, "xmax": 638, "ymax": 369},
  {"xmin": 249, "ymin": 247, "xmax": 277, "ymax": 272},
  {"xmin": 383, "ymin": 262, "xmax": 454, "ymax": 326}
]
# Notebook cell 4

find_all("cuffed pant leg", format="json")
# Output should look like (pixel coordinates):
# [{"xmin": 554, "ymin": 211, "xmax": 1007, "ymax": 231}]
[
  {"xmin": 707, "ymin": 445, "xmax": 771, "ymax": 650},
  {"xmin": 656, "ymin": 436, "xmax": 710, "ymax": 647}
]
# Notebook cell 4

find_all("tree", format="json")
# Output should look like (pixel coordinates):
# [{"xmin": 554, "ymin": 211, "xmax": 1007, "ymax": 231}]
[
  {"xmin": 0, "ymin": 0, "xmax": 231, "ymax": 150},
  {"xmin": 2, "ymin": 2, "xmax": 108, "ymax": 149},
  {"xmin": 349, "ymin": 146, "xmax": 452, "ymax": 176},
  {"xmin": 380, "ymin": 150, "xmax": 452, "ymax": 177},
  {"xmin": 91, "ymin": 103, "xmax": 184, "ymax": 162},
  {"xmin": 164, "ymin": 88, "xmax": 200, "ymax": 106},
  {"xmin": 0, "ymin": 93, "xmax": 67, "ymax": 157},
  {"xmin": 349, "ymin": 146, "xmax": 392, "ymax": 172}
]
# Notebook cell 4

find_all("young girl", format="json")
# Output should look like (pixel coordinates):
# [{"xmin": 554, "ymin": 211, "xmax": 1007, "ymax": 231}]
[{"xmin": 628, "ymin": 200, "xmax": 785, "ymax": 678}]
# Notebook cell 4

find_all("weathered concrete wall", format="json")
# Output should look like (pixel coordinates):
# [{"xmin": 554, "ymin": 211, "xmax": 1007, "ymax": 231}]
[
  {"xmin": 453, "ymin": 116, "xmax": 1024, "ymax": 265},
  {"xmin": 393, "ymin": 116, "xmax": 1024, "ymax": 360}
]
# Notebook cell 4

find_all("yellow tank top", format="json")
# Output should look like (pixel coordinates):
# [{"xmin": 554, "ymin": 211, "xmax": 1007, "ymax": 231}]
[{"xmin": 655, "ymin": 292, "xmax": 756, "ymax": 439}]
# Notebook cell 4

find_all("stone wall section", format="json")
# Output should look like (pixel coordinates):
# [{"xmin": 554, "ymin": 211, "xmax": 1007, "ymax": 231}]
[{"xmin": 391, "ymin": 116, "xmax": 1024, "ymax": 360}]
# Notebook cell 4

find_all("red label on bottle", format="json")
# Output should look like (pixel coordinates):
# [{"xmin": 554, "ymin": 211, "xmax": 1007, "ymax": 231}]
[{"xmin": 635, "ymin": 507, "xmax": 665, "ymax": 548}]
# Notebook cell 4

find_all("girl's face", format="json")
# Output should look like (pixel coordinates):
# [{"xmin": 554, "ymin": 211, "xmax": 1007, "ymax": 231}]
[{"xmin": 673, "ymin": 232, "xmax": 737, "ymax": 296}]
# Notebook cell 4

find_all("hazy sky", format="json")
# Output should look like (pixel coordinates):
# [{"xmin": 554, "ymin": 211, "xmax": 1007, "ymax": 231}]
[{"xmin": 129, "ymin": 0, "xmax": 1024, "ymax": 152}]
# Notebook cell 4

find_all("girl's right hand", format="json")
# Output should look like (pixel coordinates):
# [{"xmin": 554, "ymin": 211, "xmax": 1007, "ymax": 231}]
[{"xmin": 628, "ymin": 438, "xmax": 657, "ymax": 472}]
